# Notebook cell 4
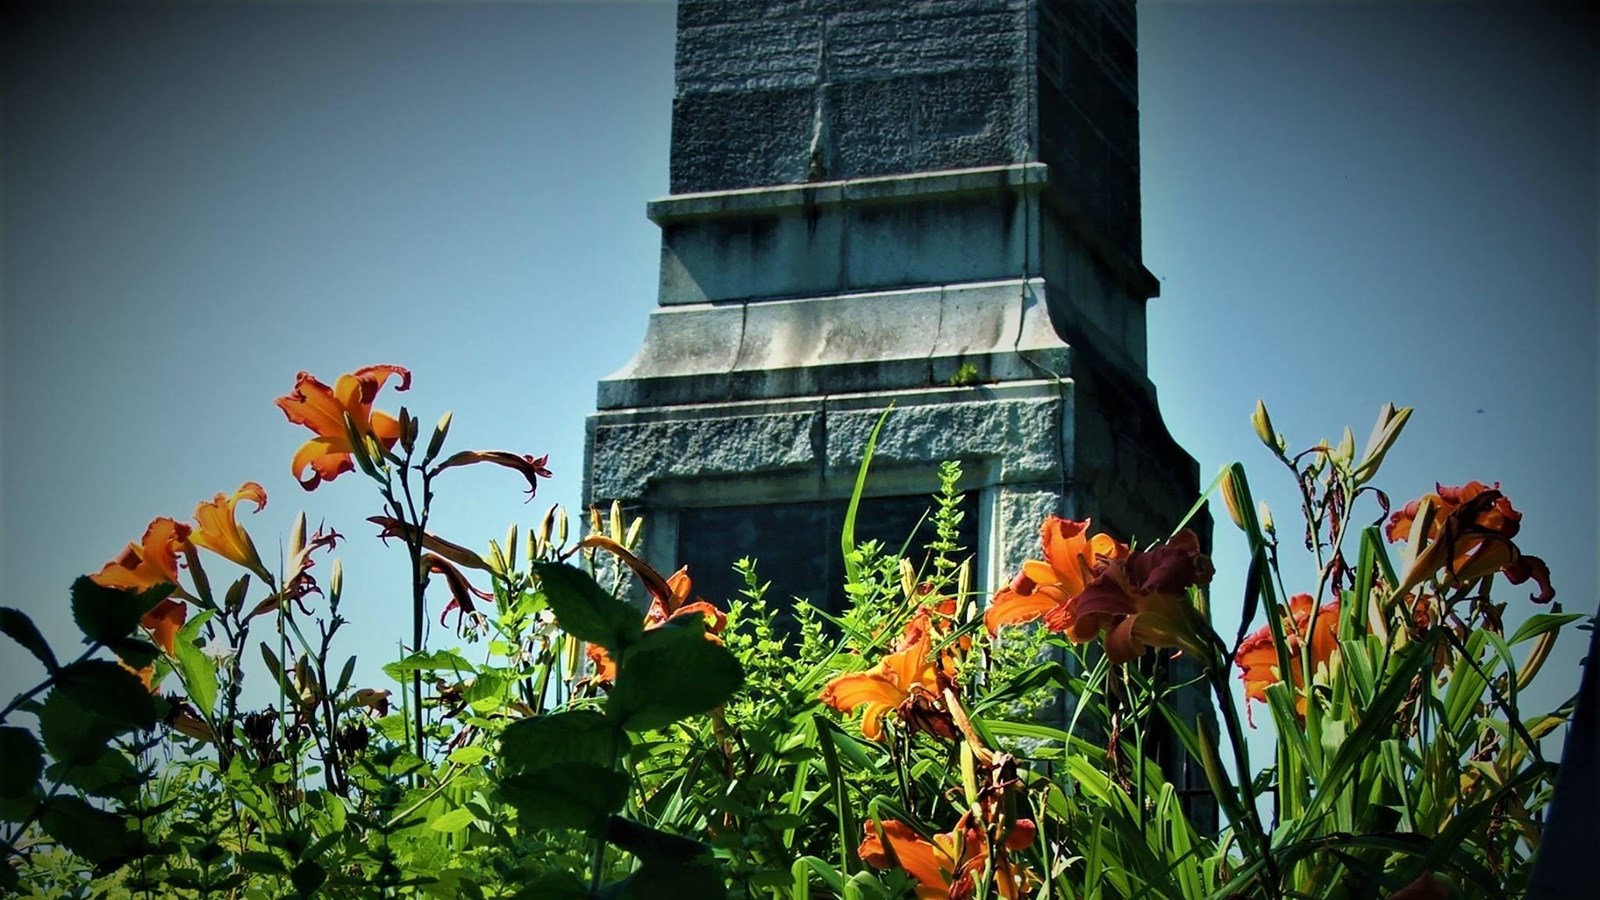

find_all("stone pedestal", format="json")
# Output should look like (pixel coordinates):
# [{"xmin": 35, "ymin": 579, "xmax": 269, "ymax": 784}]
[{"xmin": 584, "ymin": 0, "xmax": 1214, "ymax": 828}]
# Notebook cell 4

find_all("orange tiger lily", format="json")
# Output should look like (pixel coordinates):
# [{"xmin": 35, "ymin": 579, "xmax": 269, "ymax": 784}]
[
  {"xmin": 859, "ymin": 815, "xmax": 1036, "ymax": 900},
  {"xmin": 984, "ymin": 516, "xmax": 1125, "ymax": 635},
  {"xmin": 275, "ymin": 365, "xmax": 410, "ymax": 490},
  {"xmin": 1235, "ymin": 593, "xmax": 1340, "ymax": 719},
  {"xmin": 820, "ymin": 628, "xmax": 955, "ymax": 741},
  {"xmin": 1388, "ymin": 481, "xmax": 1554, "ymax": 603},
  {"xmin": 190, "ymin": 482, "xmax": 271, "ymax": 581},
  {"xmin": 92, "ymin": 517, "xmax": 193, "ymax": 599},
  {"xmin": 578, "ymin": 536, "xmax": 726, "ymax": 684},
  {"xmin": 1045, "ymin": 529, "xmax": 1215, "ymax": 664}
]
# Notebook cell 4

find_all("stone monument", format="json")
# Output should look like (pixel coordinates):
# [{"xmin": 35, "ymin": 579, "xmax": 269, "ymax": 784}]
[{"xmin": 584, "ymin": 0, "xmax": 1211, "ymax": 821}]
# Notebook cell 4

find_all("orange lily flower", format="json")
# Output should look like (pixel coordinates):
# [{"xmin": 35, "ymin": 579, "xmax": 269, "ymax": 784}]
[
  {"xmin": 93, "ymin": 518, "xmax": 196, "ymax": 691},
  {"xmin": 984, "ymin": 516, "xmax": 1126, "ymax": 635},
  {"xmin": 274, "ymin": 365, "xmax": 411, "ymax": 490},
  {"xmin": 123, "ymin": 598, "xmax": 188, "ymax": 692},
  {"xmin": 92, "ymin": 517, "xmax": 193, "ymax": 599},
  {"xmin": 859, "ymin": 815, "xmax": 1036, "ymax": 900},
  {"xmin": 819, "ymin": 628, "xmax": 955, "ymax": 741},
  {"xmin": 1235, "ymin": 593, "xmax": 1340, "ymax": 719},
  {"xmin": 1388, "ymin": 481, "xmax": 1554, "ymax": 603},
  {"xmin": 190, "ymin": 482, "xmax": 271, "ymax": 581},
  {"xmin": 1044, "ymin": 529, "xmax": 1214, "ymax": 664},
  {"xmin": 578, "ymin": 536, "xmax": 727, "ymax": 684}
]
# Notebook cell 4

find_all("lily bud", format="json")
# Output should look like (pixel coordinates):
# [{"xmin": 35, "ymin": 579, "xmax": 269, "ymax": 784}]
[
  {"xmin": 609, "ymin": 500, "xmax": 624, "ymax": 543},
  {"xmin": 1251, "ymin": 400, "xmax": 1279, "ymax": 453},
  {"xmin": 329, "ymin": 558, "xmax": 344, "ymax": 605},
  {"xmin": 1258, "ymin": 501, "xmax": 1275, "ymax": 536},
  {"xmin": 538, "ymin": 504, "xmax": 558, "ymax": 547},
  {"xmin": 624, "ymin": 515, "xmax": 644, "ymax": 551},
  {"xmin": 1353, "ymin": 403, "xmax": 1413, "ymax": 484},
  {"xmin": 1335, "ymin": 425, "xmax": 1355, "ymax": 467},
  {"xmin": 1220, "ymin": 466, "xmax": 1251, "ymax": 533},
  {"xmin": 589, "ymin": 505, "xmax": 602, "ymax": 537},
  {"xmin": 556, "ymin": 506, "xmax": 569, "ymax": 547},
  {"xmin": 487, "ymin": 539, "xmax": 509, "ymax": 578},
  {"xmin": 398, "ymin": 406, "xmax": 416, "ymax": 454},
  {"xmin": 504, "ymin": 523, "xmax": 518, "ymax": 571},
  {"xmin": 342, "ymin": 412, "xmax": 380, "ymax": 478},
  {"xmin": 289, "ymin": 511, "xmax": 308, "ymax": 563},
  {"xmin": 424, "ymin": 410, "xmax": 453, "ymax": 465}
]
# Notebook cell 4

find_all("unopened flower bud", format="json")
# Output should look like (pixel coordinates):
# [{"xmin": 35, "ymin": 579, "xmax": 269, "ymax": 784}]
[{"xmin": 424, "ymin": 410, "xmax": 453, "ymax": 464}]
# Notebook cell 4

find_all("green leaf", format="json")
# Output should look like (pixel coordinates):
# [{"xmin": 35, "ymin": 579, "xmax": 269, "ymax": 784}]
[
  {"xmin": 607, "ymin": 618, "xmax": 743, "ymax": 731},
  {"xmin": 841, "ymin": 407, "xmax": 892, "ymax": 585},
  {"xmin": 290, "ymin": 860, "xmax": 327, "ymax": 896},
  {"xmin": 238, "ymin": 851, "xmax": 289, "ymax": 875},
  {"xmin": 533, "ymin": 562, "xmax": 644, "ymax": 653},
  {"xmin": 70, "ymin": 577, "xmax": 170, "ymax": 644},
  {"xmin": 446, "ymin": 746, "xmax": 491, "ymax": 766},
  {"xmin": 498, "ymin": 764, "xmax": 627, "ymax": 832},
  {"xmin": 603, "ymin": 815, "xmax": 712, "ymax": 866},
  {"xmin": 0, "ymin": 607, "xmax": 59, "ymax": 672},
  {"xmin": 601, "ymin": 860, "xmax": 726, "ymax": 899},
  {"xmin": 0, "ymin": 728, "xmax": 43, "ymax": 798},
  {"xmin": 508, "ymin": 872, "xmax": 589, "ymax": 900},
  {"xmin": 174, "ymin": 637, "xmax": 219, "ymax": 716},
  {"xmin": 1509, "ymin": 612, "xmax": 1584, "ymax": 646},
  {"xmin": 47, "ymin": 749, "xmax": 145, "ymax": 800},
  {"xmin": 428, "ymin": 807, "xmax": 476, "ymax": 832},
  {"xmin": 107, "ymin": 637, "xmax": 160, "ymax": 670},
  {"xmin": 39, "ymin": 795, "xmax": 132, "ymax": 864},
  {"xmin": 40, "ymin": 661, "xmax": 156, "ymax": 762},
  {"xmin": 499, "ymin": 709, "xmax": 616, "ymax": 773},
  {"xmin": 381, "ymin": 649, "xmax": 476, "ymax": 683}
]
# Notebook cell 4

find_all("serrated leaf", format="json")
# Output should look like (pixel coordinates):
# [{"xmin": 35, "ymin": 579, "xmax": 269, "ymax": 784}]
[
  {"xmin": 428, "ymin": 807, "xmax": 477, "ymax": 832},
  {"xmin": 0, "ymin": 728, "xmax": 43, "ymax": 798},
  {"xmin": 499, "ymin": 709, "xmax": 616, "ymax": 773},
  {"xmin": 0, "ymin": 607, "xmax": 58, "ymax": 672},
  {"xmin": 608, "ymin": 618, "xmax": 743, "ymax": 732},
  {"xmin": 174, "ymin": 637, "xmax": 218, "ymax": 716},
  {"xmin": 47, "ymin": 749, "xmax": 145, "ymax": 801},
  {"xmin": 603, "ymin": 815, "xmax": 712, "ymax": 866},
  {"xmin": 39, "ymin": 795, "xmax": 132, "ymax": 864},
  {"xmin": 508, "ymin": 872, "xmax": 589, "ymax": 900},
  {"xmin": 381, "ymin": 650, "xmax": 475, "ymax": 683},
  {"xmin": 498, "ymin": 764, "xmax": 627, "ymax": 832},
  {"xmin": 533, "ymin": 562, "xmax": 644, "ymax": 652},
  {"xmin": 70, "ymin": 577, "xmax": 170, "ymax": 644},
  {"xmin": 446, "ymin": 746, "xmax": 491, "ymax": 766},
  {"xmin": 108, "ymin": 637, "xmax": 160, "ymax": 671},
  {"xmin": 290, "ymin": 860, "xmax": 326, "ymax": 896},
  {"xmin": 599, "ymin": 860, "xmax": 726, "ymax": 899},
  {"xmin": 41, "ymin": 661, "xmax": 156, "ymax": 762}
]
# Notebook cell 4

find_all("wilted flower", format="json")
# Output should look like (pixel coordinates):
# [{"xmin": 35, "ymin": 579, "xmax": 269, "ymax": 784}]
[
  {"xmin": 427, "ymin": 553, "xmax": 495, "ymax": 631},
  {"xmin": 274, "ymin": 365, "xmax": 411, "ymax": 490},
  {"xmin": 984, "ymin": 516, "xmax": 1125, "ymax": 635},
  {"xmin": 1388, "ymin": 481, "xmax": 1554, "ymax": 603},
  {"xmin": 1235, "ymin": 593, "xmax": 1340, "ymax": 720},
  {"xmin": 430, "ymin": 450, "xmax": 552, "ymax": 501},
  {"xmin": 190, "ymin": 482, "xmax": 272, "ymax": 581}
]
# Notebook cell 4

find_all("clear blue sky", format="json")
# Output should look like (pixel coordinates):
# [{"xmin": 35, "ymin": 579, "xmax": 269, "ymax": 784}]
[{"xmin": 3, "ymin": 1, "xmax": 1595, "ymax": 759}]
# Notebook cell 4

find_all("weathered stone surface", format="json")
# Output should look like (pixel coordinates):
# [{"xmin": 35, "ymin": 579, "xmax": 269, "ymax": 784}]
[{"xmin": 596, "ymin": 277, "xmax": 1071, "ymax": 410}]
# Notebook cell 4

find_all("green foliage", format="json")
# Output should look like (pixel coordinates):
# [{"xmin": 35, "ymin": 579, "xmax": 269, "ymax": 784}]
[{"xmin": 4, "ymin": 387, "xmax": 1579, "ymax": 900}]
